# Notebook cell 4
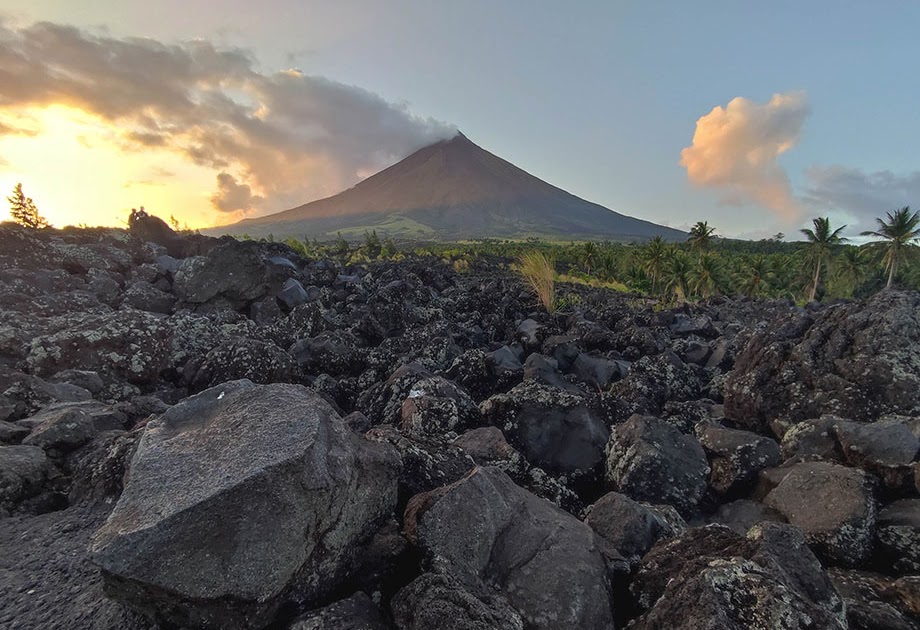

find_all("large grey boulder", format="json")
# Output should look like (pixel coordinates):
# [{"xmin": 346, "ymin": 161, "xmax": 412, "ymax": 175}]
[
  {"xmin": 91, "ymin": 380, "xmax": 400, "ymax": 630},
  {"xmin": 584, "ymin": 491, "xmax": 682, "ymax": 567},
  {"xmin": 173, "ymin": 240, "xmax": 268, "ymax": 305},
  {"xmin": 605, "ymin": 414, "xmax": 709, "ymax": 517},
  {"xmin": 404, "ymin": 466, "xmax": 616, "ymax": 630},
  {"xmin": 480, "ymin": 380, "xmax": 609, "ymax": 477},
  {"xmin": 764, "ymin": 461, "xmax": 877, "ymax": 566},
  {"xmin": 724, "ymin": 291, "xmax": 920, "ymax": 430},
  {"xmin": 26, "ymin": 309, "xmax": 173, "ymax": 385}
]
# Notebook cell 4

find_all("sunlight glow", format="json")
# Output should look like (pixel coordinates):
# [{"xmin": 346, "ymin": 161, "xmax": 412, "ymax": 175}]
[{"xmin": 0, "ymin": 106, "xmax": 225, "ymax": 229}]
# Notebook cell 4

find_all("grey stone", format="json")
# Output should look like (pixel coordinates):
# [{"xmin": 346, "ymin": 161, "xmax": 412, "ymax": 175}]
[
  {"xmin": 391, "ymin": 573, "xmax": 524, "ymax": 630},
  {"xmin": 91, "ymin": 380, "xmax": 400, "ymax": 630},
  {"xmin": 0, "ymin": 445, "xmax": 57, "ymax": 514},
  {"xmin": 289, "ymin": 592, "xmax": 388, "ymax": 630},
  {"xmin": 696, "ymin": 421, "xmax": 782, "ymax": 497},
  {"xmin": 875, "ymin": 499, "xmax": 920, "ymax": 574},
  {"xmin": 764, "ymin": 461, "xmax": 877, "ymax": 567},
  {"xmin": 605, "ymin": 414, "xmax": 709, "ymax": 517},
  {"xmin": 405, "ymin": 467, "xmax": 615, "ymax": 630},
  {"xmin": 584, "ymin": 491, "xmax": 680, "ymax": 567}
]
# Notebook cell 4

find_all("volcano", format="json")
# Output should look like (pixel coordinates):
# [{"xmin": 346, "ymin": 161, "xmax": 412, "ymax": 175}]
[{"xmin": 214, "ymin": 133, "xmax": 685, "ymax": 241}]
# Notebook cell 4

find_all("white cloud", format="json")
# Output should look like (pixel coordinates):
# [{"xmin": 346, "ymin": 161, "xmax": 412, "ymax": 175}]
[{"xmin": 680, "ymin": 92, "xmax": 809, "ymax": 222}]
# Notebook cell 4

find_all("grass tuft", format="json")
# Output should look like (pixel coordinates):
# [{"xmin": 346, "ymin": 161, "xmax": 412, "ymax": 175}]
[{"xmin": 516, "ymin": 250, "xmax": 556, "ymax": 313}]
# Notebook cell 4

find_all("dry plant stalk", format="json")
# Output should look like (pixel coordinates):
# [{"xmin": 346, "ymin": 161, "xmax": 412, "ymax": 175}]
[{"xmin": 516, "ymin": 250, "xmax": 556, "ymax": 313}]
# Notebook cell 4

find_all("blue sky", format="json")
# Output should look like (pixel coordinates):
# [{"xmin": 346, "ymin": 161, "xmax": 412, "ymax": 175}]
[{"xmin": 1, "ymin": 1, "xmax": 918, "ymax": 236}]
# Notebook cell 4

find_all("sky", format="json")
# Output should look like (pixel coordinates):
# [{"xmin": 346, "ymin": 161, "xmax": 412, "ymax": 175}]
[{"xmin": 0, "ymin": 1, "xmax": 918, "ymax": 238}]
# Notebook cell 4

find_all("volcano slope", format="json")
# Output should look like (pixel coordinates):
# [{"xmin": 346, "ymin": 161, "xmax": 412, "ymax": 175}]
[{"xmin": 0, "ymin": 219, "xmax": 918, "ymax": 630}]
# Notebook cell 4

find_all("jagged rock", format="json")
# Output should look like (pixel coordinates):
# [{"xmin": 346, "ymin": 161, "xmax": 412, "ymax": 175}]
[
  {"xmin": 356, "ymin": 363, "xmax": 433, "ymax": 426},
  {"xmin": 724, "ymin": 292, "xmax": 920, "ymax": 430},
  {"xmin": 0, "ymin": 419, "xmax": 30, "ymax": 444},
  {"xmin": 67, "ymin": 429, "xmax": 142, "ymax": 504},
  {"xmin": 521, "ymin": 352, "xmax": 580, "ymax": 391},
  {"xmin": 515, "ymin": 318, "xmax": 542, "ymax": 348},
  {"xmin": 570, "ymin": 352, "xmax": 626, "ymax": 389},
  {"xmin": 289, "ymin": 592, "xmax": 388, "ymax": 630},
  {"xmin": 631, "ymin": 523, "xmax": 846, "ymax": 629},
  {"xmin": 704, "ymin": 499, "xmax": 787, "ymax": 535},
  {"xmin": 189, "ymin": 338, "xmax": 300, "ymax": 391},
  {"xmin": 405, "ymin": 467, "xmax": 616, "ymax": 629},
  {"xmin": 128, "ymin": 210, "xmax": 185, "ymax": 257},
  {"xmin": 50, "ymin": 370, "xmax": 105, "ymax": 395},
  {"xmin": 391, "ymin": 572, "xmax": 524, "ymax": 630},
  {"xmin": 22, "ymin": 403, "xmax": 125, "ymax": 457},
  {"xmin": 365, "ymin": 424, "xmax": 475, "ymax": 504},
  {"xmin": 764, "ymin": 460, "xmax": 877, "ymax": 566},
  {"xmin": 584, "ymin": 492, "xmax": 681, "ymax": 567},
  {"xmin": 123, "ymin": 281, "xmax": 175, "ymax": 314},
  {"xmin": 0, "ymin": 445, "xmax": 59, "ymax": 515},
  {"xmin": 290, "ymin": 330, "xmax": 362, "ymax": 377},
  {"xmin": 829, "ymin": 568, "xmax": 920, "ymax": 630},
  {"xmin": 695, "ymin": 421, "xmax": 782, "ymax": 497},
  {"xmin": 26, "ymin": 309, "xmax": 173, "ymax": 385},
  {"xmin": 91, "ymin": 380, "xmax": 400, "ymax": 630},
  {"xmin": 609, "ymin": 350, "xmax": 701, "ymax": 415},
  {"xmin": 875, "ymin": 499, "xmax": 920, "ymax": 574},
  {"xmin": 480, "ymin": 380, "xmax": 608, "ymax": 478},
  {"xmin": 834, "ymin": 418, "xmax": 919, "ymax": 490},
  {"xmin": 173, "ymin": 240, "xmax": 269, "ymax": 305},
  {"xmin": 0, "ymin": 372, "xmax": 93, "ymax": 421},
  {"xmin": 277, "ymin": 278, "xmax": 310, "ymax": 311},
  {"xmin": 605, "ymin": 414, "xmax": 709, "ymax": 517},
  {"xmin": 452, "ymin": 426, "xmax": 526, "ymax": 476},
  {"xmin": 398, "ymin": 376, "xmax": 479, "ymax": 440},
  {"xmin": 780, "ymin": 415, "xmax": 842, "ymax": 459}
]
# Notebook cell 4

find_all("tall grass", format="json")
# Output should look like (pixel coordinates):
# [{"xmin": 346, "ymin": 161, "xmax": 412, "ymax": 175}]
[{"xmin": 516, "ymin": 250, "xmax": 556, "ymax": 313}]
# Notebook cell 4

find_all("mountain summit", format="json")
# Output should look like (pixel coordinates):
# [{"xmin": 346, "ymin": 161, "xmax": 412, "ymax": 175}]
[{"xmin": 217, "ymin": 133, "xmax": 685, "ymax": 241}]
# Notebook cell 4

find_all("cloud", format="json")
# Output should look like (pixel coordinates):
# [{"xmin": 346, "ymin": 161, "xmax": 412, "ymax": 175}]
[
  {"xmin": 802, "ymin": 166, "xmax": 920, "ymax": 231},
  {"xmin": 211, "ymin": 172, "xmax": 263, "ymax": 212},
  {"xmin": 0, "ymin": 20, "xmax": 455, "ymax": 217},
  {"xmin": 680, "ymin": 92, "xmax": 809, "ymax": 222}
]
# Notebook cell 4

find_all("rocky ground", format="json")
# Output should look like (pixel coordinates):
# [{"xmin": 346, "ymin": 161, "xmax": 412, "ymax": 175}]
[{"xmin": 0, "ymin": 215, "xmax": 919, "ymax": 630}]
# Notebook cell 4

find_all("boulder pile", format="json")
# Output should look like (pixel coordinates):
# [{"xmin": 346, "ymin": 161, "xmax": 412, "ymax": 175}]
[{"xmin": 0, "ymin": 221, "xmax": 918, "ymax": 629}]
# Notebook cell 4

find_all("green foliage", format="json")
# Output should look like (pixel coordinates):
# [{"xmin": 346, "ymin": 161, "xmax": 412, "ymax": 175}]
[
  {"xmin": 687, "ymin": 221, "xmax": 716, "ymax": 252},
  {"xmin": 364, "ymin": 230, "xmax": 382, "ymax": 259},
  {"xmin": 801, "ymin": 217, "xmax": 848, "ymax": 302},
  {"xmin": 860, "ymin": 206, "xmax": 920, "ymax": 289},
  {"xmin": 7, "ymin": 183, "xmax": 50, "ymax": 229}
]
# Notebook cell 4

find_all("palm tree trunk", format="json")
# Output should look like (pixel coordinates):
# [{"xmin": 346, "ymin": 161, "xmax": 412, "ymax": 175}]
[
  {"xmin": 809, "ymin": 256, "xmax": 821, "ymax": 302},
  {"xmin": 887, "ymin": 256, "xmax": 897, "ymax": 290}
]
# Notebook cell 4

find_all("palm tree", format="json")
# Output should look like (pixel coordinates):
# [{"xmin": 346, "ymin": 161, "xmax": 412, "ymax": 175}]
[
  {"xmin": 643, "ymin": 236, "xmax": 669, "ymax": 294},
  {"xmin": 581, "ymin": 241, "xmax": 599, "ymax": 274},
  {"xmin": 687, "ymin": 221, "xmax": 716, "ymax": 253},
  {"xmin": 833, "ymin": 247, "xmax": 867, "ymax": 297},
  {"xmin": 739, "ymin": 255, "xmax": 773, "ymax": 297},
  {"xmin": 689, "ymin": 252, "xmax": 724, "ymax": 298},
  {"xmin": 800, "ymin": 217, "xmax": 848, "ymax": 302},
  {"xmin": 860, "ymin": 207, "xmax": 920, "ymax": 290},
  {"xmin": 664, "ymin": 251, "xmax": 692, "ymax": 302}
]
